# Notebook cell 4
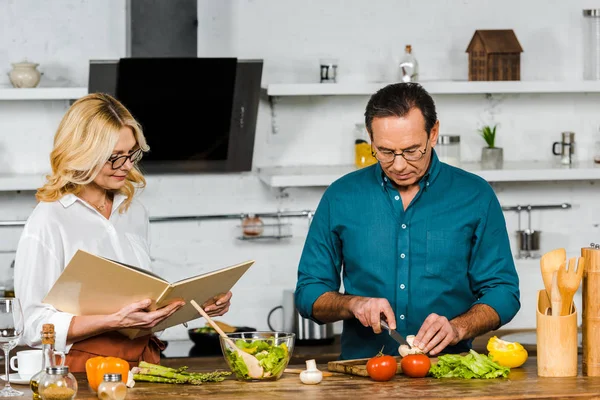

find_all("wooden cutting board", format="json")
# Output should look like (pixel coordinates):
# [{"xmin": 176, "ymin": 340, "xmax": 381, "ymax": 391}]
[{"xmin": 327, "ymin": 356, "xmax": 403, "ymax": 377}]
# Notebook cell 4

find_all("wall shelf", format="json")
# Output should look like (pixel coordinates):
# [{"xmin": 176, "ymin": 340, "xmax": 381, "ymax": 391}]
[
  {"xmin": 0, "ymin": 173, "xmax": 47, "ymax": 191},
  {"xmin": 257, "ymin": 161, "xmax": 600, "ymax": 187},
  {"xmin": 264, "ymin": 81, "xmax": 600, "ymax": 97},
  {"xmin": 0, "ymin": 87, "xmax": 88, "ymax": 100}
]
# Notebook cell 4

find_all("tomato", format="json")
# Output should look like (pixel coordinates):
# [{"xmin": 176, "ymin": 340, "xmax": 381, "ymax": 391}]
[
  {"xmin": 366, "ymin": 353, "xmax": 398, "ymax": 381},
  {"xmin": 400, "ymin": 354, "xmax": 431, "ymax": 378}
]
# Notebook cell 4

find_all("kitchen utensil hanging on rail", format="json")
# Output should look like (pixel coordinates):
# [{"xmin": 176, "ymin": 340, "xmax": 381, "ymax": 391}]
[{"xmin": 516, "ymin": 206, "xmax": 541, "ymax": 259}]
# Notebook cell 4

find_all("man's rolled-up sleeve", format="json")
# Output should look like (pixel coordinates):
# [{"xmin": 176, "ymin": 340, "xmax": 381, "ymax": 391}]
[
  {"xmin": 295, "ymin": 193, "xmax": 343, "ymax": 323},
  {"xmin": 469, "ymin": 193, "xmax": 521, "ymax": 326}
]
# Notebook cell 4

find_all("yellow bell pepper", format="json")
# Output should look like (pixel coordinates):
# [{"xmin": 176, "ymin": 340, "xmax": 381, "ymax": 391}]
[
  {"xmin": 487, "ymin": 336, "xmax": 528, "ymax": 368},
  {"xmin": 85, "ymin": 356, "xmax": 130, "ymax": 392}
]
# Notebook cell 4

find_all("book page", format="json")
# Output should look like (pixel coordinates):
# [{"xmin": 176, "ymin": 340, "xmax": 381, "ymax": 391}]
[
  {"xmin": 145, "ymin": 259, "xmax": 255, "ymax": 335},
  {"xmin": 99, "ymin": 255, "xmax": 166, "ymax": 281}
]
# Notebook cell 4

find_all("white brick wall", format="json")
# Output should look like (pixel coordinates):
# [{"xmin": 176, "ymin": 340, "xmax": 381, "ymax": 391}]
[{"xmin": 0, "ymin": 0, "xmax": 598, "ymax": 340}]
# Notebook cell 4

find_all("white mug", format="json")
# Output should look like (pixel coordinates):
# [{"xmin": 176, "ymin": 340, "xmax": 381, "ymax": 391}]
[{"xmin": 10, "ymin": 350, "xmax": 66, "ymax": 377}]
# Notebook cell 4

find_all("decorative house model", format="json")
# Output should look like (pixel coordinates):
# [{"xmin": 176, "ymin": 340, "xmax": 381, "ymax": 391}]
[{"xmin": 466, "ymin": 30, "xmax": 523, "ymax": 81}]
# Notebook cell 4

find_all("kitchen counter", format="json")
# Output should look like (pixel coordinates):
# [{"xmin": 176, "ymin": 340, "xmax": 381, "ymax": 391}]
[{"xmin": 4, "ymin": 355, "xmax": 600, "ymax": 399}]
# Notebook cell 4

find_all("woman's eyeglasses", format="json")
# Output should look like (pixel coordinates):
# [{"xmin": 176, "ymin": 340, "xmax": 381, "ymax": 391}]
[{"xmin": 107, "ymin": 148, "xmax": 143, "ymax": 169}]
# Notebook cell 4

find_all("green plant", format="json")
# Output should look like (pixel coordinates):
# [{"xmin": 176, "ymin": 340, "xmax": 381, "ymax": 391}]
[{"xmin": 478, "ymin": 124, "xmax": 498, "ymax": 148}]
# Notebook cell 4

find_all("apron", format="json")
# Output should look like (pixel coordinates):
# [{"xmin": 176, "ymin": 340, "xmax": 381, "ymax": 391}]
[{"xmin": 65, "ymin": 332, "xmax": 165, "ymax": 373}]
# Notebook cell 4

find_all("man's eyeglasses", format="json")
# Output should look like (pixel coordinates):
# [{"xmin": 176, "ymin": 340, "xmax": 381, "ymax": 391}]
[
  {"xmin": 372, "ymin": 141, "xmax": 428, "ymax": 163},
  {"xmin": 107, "ymin": 148, "xmax": 143, "ymax": 169}
]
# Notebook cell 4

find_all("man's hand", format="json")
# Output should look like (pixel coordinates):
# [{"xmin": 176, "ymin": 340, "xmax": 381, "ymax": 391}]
[
  {"xmin": 203, "ymin": 291, "xmax": 232, "ymax": 317},
  {"xmin": 413, "ymin": 313, "xmax": 461, "ymax": 356},
  {"xmin": 114, "ymin": 299, "xmax": 185, "ymax": 330},
  {"xmin": 348, "ymin": 297, "xmax": 396, "ymax": 334}
]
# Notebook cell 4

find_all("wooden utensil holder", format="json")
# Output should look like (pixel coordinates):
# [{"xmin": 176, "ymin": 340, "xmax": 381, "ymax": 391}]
[
  {"xmin": 581, "ymin": 247, "xmax": 600, "ymax": 376},
  {"xmin": 536, "ymin": 289, "xmax": 578, "ymax": 377}
]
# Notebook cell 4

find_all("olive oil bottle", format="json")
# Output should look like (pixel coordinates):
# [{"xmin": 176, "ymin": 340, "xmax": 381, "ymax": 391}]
[{"xmin": 30, "ymin": 324, "xmax": 57, "ymax": 400}]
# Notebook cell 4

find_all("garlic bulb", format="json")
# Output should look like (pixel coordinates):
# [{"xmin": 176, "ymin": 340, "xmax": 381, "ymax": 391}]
[
  {"xmin": 399, "ymin": 335, "xmax": 425, "ymax": 357},
  {"xmin": 300, "ymin": 359, "xmax": 323, "ymax": 385}
]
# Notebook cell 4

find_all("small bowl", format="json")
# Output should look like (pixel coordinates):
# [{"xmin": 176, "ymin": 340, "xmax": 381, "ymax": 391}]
[{"xmin": 220, "ymin": 331, "xmax": 295, "ymax": 381}]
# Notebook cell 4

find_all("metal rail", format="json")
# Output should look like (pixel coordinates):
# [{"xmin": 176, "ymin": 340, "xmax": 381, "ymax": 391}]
[
  {"xmin": 501, "ymin": 203, "xmax": 571, "ymax": 212},
  {"xmin": 0, "ymin": 204, "xmax": 572, "ymax": 227},
  {"xmin": 0, "ymin": 210, "xmax": 316, "ymax": 227}
]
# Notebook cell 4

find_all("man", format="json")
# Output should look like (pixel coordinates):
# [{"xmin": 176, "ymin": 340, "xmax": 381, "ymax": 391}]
[{"xmin": 294, "ymin": 82, "xmax": 520, "ymax": 360}]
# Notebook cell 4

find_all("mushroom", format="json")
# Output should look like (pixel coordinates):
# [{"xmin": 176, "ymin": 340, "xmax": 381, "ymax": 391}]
[
  {"xmin": 300, "ymin": 359, "xmax": 323, "ymax": 385},
  {"xmin": 399, "ymin": 335, "xmax": 425, "ymax": 357}
]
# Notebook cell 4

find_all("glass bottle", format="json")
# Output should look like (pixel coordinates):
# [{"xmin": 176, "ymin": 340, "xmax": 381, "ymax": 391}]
[
  {"xmin": 354, "ymin": 123, "xmax": 377, "ymax": 168},
  {"xmin": 399, "ymin": 44, "xmax": 419, "ymax": 83},
  {"xmin": 595, "ymin": 126, "xmax": 600, "ymax": 164},
  {"xmin": 30, "ymin": 324, "xmax": 57, "ymax": 400},
  {"xmin": 38, "ymin": 366, "xmax": 77, "ymax": 400},
  {"xmin": 97, "ymin": 373, "xmax": 127, "ymax": 400},
  {"xmin": 583, "ymin": 9, "xmax": 600, "ymax": 80}
]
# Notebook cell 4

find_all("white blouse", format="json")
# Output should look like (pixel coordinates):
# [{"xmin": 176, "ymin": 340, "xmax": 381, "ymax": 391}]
[{"xmin": 14, "ymin": 193, "xmax": 152, "ymax": 353}]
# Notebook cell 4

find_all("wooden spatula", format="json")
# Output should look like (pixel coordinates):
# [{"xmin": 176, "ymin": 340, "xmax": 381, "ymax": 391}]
[
  {"xmin": 191, "ymin": 300, "xmax": 264, "ymax": 379},
  {"xmin": 540, "ymin": 248, "xmax": 566, "ymax": 303},
  {"xmin": 558, "ymin": 257, "xmax": 585, "ymax": 316}
]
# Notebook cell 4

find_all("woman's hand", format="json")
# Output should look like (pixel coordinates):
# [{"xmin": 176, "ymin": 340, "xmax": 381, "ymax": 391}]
[
  {"xmin": 114, "ymin": 299, "xmax": 185, "ymax": 329},
  {"xmin": 202, "ymin": 291, "xmax": 232, "ymax": 317}
]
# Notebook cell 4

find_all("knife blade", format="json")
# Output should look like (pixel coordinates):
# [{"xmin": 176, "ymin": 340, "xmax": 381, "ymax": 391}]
[{"xmin": 380, "ymin": 320, "xmax": 409, "ymax": 347}]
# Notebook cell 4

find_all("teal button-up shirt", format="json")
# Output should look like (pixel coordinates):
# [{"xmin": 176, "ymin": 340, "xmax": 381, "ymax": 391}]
[{"xmin": 295, "ymin": 151, "xmax": 520, "ymax": 360}]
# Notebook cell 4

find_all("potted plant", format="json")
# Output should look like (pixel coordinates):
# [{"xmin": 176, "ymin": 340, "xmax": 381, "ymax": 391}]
[{"xmin": 479, "ymin": 124, "xmax": 503, "ymax": 169}]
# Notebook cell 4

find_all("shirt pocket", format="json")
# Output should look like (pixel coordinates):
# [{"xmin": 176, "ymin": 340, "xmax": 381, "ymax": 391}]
[
  {"xmin": 125, "ymin": 233, "xmax": 152, "ymax": 270},
  {"xmin": 425, "ymin": 230, "xmax": 471, "ymax": 276}
]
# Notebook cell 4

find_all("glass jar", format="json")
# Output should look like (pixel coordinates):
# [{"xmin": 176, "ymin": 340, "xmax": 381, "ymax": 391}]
[
  {"xmin": 354, "ymin": 123, "xmax": 377, "ymax": 168},
  {"xmin": 436, "ymin": 135, "xmax": 461, "ymax": 166},
  {"xmin": 583, "ymin": 9, "xmax": 600, "ymax": 80},
  {"xmin": 39, "ymin": 366, "xmax": 77, "ymax": 400},
  {"xmin": 97, "ymin": 373, "xmax": 127, "ymax": 400},
  {"xmin": 242, "ymin": 214, "xmax": 264, "ymax": 237}
]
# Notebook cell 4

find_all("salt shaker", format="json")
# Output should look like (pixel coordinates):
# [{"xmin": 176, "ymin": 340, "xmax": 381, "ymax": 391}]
[{"xmin": 97, "ymin": 373, "xmax": 128, "ymax": 400}]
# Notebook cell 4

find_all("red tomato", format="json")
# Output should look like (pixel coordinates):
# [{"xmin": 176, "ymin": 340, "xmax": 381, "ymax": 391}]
[
  {"xmin": 366, "ymin": 353, "xmax": 398, "ymax": 381},
  {"xmin": 400, "ymin": 354, "xmax": 431, "ymax": 378}
]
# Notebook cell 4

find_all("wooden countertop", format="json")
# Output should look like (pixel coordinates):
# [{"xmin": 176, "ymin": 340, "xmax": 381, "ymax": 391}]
[{"xmin": 4, "ymin": 355, "xmax": 599, "ymax": 400}]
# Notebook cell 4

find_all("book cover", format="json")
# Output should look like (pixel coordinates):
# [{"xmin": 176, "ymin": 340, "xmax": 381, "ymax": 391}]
[{"xmin": 42, "ymin": 249, "xmax": 254, "ymax": 339}]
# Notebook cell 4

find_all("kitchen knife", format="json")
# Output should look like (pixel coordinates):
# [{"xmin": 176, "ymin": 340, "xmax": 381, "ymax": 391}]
[{"xmin": 380, "ymin": 320, "xmax": 409, "ymax": 347}]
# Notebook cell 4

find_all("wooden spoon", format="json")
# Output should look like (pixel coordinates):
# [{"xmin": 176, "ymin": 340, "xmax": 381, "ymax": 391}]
[
  {"xmin": 190, "ymin": 300, "xmax": 264, "ymax": 379},
  {"xmin": 540, "ymin": 248, "xmax": 566, "ymax": 303},
  {"xmin": 551, "ymin": 270, "xmax": 562, "ymax": 317},
  {"xmin": 558, "ymin": 257, "xmax": 585, "ymax": 316}
]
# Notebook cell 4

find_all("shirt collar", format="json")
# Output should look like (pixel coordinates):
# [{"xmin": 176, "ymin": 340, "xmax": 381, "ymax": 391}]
[
  {"xmin": 373, "ymin": 148, "xmax": 442, "ymax": 189},
  {"xmin": 59, "ymin": 192, "xmax": 127, "ymax": 211}
]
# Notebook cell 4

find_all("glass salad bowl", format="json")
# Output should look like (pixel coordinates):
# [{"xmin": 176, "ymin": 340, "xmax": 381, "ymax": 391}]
[{"xmin": 220, "ymin": 331, "xmax": 295, "ymax": 381}]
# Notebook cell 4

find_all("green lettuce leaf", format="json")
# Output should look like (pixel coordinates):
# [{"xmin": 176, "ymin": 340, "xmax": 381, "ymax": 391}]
[{"xmin": 429, "ymin": 349, "xmax": 510, "ymax": 379}]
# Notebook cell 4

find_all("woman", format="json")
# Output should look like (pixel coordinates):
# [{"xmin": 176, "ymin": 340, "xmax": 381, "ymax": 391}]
[{"xmin": 14, "ymin": 93, "xmax": 232, "ymax": 372}]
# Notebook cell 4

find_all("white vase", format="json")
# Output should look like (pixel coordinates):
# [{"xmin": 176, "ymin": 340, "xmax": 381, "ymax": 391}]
[
  {"xmin": 8, "ymin": 61, "xmax": 41, "ymax": 88},
  {"xmin": 481, "ymin": 147, "xmax": 504, "ymax": 169}
]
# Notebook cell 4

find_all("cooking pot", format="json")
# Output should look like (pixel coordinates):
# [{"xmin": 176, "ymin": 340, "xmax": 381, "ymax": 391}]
[
  {"xmin": 267, "ymin": 290, "xmax": 334, "ymax": 345},
  {"xmin": 187, "ymin": 326, "xmax": 256, "ymax": 357}
]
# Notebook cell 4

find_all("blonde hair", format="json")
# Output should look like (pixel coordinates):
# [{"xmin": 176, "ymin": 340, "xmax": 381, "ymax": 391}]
[{"xmin": 36, "ymin": 93, "xmax": 150, "ymax": 212}]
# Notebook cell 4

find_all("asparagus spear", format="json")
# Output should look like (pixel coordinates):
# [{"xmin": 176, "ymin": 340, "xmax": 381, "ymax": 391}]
[
  {"xmin": 132, "ymin": 362, "xmax": 231, "ymax": 384},
  {"xmin": 133, "ymin": 374, "xmax": 186, "ymax": 384}
]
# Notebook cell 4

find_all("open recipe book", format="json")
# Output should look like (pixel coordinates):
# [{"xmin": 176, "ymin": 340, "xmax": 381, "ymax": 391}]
[{"xmin": 43, "ymin": 249, "xmax": 254, "ymax": 339}]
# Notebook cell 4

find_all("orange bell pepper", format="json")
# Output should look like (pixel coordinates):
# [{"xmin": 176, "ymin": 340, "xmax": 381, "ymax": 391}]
[{"xmin": 85, "ymin": 356, "xmax": 130, "ymax": 392}]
